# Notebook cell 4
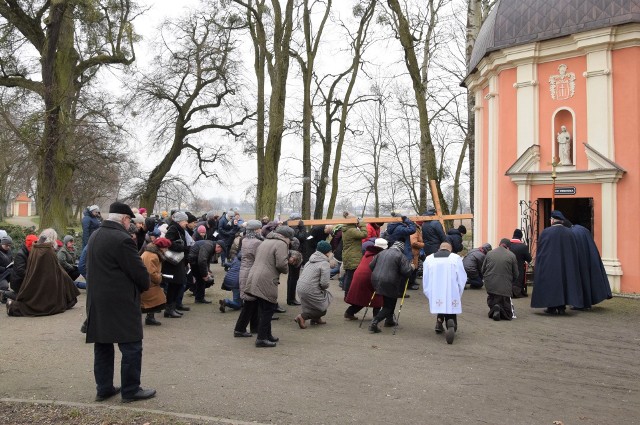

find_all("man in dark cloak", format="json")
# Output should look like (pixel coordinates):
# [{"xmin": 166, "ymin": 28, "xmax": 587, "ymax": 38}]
[
  {"xmin": 530, "ymin": 210, "xmax": 584, "ymax": 314},
  {"xmin": 564, "ymin": 221, "xmax": 612, "ymax": 309}
]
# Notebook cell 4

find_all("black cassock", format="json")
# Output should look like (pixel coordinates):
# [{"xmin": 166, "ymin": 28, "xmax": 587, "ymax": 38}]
[
  {"xmin": 531, "ymin": 224, "xmax": 584, "ymax": 309},
  {"xmin": 570, "ymin": 224, "xmax": 612, "ymax": 308}
]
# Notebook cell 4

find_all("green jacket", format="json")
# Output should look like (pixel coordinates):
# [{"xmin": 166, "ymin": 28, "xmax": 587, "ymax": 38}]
[{"xmin": 341, "ymin": 224, "xmax": 368, "ymax": 270}]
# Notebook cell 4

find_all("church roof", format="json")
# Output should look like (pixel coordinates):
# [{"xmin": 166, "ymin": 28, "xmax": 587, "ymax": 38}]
[
  {"xmin": 15, "ymin": 192, "xmax": 32, "ymax": 202},
  {"xmin": 468, "ymin": 0, "xmax": 640, "ymax": 74}
]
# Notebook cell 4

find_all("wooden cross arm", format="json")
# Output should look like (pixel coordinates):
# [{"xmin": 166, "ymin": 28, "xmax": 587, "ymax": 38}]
[{"xmin": 286, "ymin": 214, "xmax": 473, "ymax": 227}]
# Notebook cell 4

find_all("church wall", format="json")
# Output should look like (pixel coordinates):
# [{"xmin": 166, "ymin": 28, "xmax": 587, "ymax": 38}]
[
  {"xmin": 536, "ymin": 57, "xmax": 588, "ymax": 170},
  {"xmin": 497, "ymin": 68, "xmax": 519, "ymax": 243},
  {"xmin": 612, "ymin": 46, "xmax": 640, "ymax": 293}
]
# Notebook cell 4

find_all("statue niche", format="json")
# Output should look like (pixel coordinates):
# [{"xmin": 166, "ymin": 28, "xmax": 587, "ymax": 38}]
[
  {"xmin": 553, "ymin": 109, "xmax": 574, "ymax": 166},
  {"xmin": 557, "ymin": 125, "xmax": 572, "ymax": 165}
]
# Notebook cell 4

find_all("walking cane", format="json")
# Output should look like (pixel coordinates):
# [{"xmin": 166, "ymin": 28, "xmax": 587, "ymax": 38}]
[
  {"xmin": 393, "ymin": 278, "xmax": 410, "ymax": 335},
  {"xmin": 359, "ymin": 291, "xmax": 377, "ymax": 328}
]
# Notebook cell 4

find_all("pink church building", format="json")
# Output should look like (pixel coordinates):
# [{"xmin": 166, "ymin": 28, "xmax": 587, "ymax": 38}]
[{"xmin": 464, "ymin": 0, "xmax": 640, "ymax": 294}]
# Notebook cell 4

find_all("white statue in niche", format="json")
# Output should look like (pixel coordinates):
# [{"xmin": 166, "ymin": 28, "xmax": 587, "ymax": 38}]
[{"xmin": 557, "ymin": 125, "xmax": 572, "ymax": 165}]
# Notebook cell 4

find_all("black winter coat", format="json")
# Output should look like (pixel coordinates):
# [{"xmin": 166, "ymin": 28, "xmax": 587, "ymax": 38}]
[
  {"xmin": 85, "ymin": 220, "xmax": 149, "ymax": 344},
  {"xmin": 162, "ymin": 221, "xmax": 189, "ymax": 286},
  {"xmin": 422, "ymin": 219, "xmax": 447, "ymax": 255},
  {"xmin": 446, "ymin": 229, "xmax": 464, "ymax": 253},
  {"xmin": 188, "ymin": 240, "xmax": 219, "ymax": 278},
  {"xmin": 369, "ymin": 246, "xmax": 413, "ymax": 298},
  {"xmin": 10, "ymin": 246, "xmax": 28, "ymax": 293}
]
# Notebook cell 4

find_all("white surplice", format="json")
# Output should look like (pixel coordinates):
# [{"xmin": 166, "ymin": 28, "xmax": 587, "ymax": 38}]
[{"xmin": 422, "ymin": 252, "xmax": 467, "ymax": 314}]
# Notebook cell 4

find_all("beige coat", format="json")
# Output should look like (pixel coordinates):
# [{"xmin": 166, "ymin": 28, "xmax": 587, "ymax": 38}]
[
  {"xmin": 140, "ymin": 244, "xmax": 167, "ymax": 310},
  {"xmin": 245, "ymin": 233, "xmax": 290, "ymax": 304},
  {"xmin": 410, "ymin": 229, "xmax": 425, "ymax": 268}
]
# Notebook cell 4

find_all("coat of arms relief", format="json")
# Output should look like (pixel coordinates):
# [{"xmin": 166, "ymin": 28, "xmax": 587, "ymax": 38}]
[{"xmin": 549, "ymin": 64, "xmax": 576, "ymax": 100}]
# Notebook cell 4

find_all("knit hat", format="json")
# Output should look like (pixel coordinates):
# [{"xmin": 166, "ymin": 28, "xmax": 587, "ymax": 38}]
[
  {"xmin": 89, "ymin": 204, "xmax": 100, "ymax": 212},
  {"xmin": 289, "ymin": 212, "xmax": 302, "ymax": 220},
  {"xmin": 374, "ymin": 238, "xmax": 388, "ymax": 249},
  {"xmin": 148, "ymin": 228, "xmax": 161, "ymax": 238},
  {"xmin": 513, "ymin": 229, "xmax": 523, "ymax": 239},
  {"xmin": 153, "ymin": 237, "xmax": 172, "ymax": 248},
  {"xmin": 246, "ymin": 220, "xmax": 262, "ymax": 231},
  {"xmin": 275, "ymin": 226, "xmax": 295, "ymax": 239},
  {"xmin": 1, "ymin": 235, "xmax": 12, "ymax": 245},
  {"xmin": 550, "ymin": 210, "xmax": 566, "ymax": 221},
  {"xmin": 458, "ymin": 225, "xmax": 467, "ymax": 234},
  {"xmin": 63, "ymin": 235, "xmax": 74, "ymax": 245},
  {"xmin": 158, "ymin": 223, "xmax": 168, "ymax": 236},
  {"xmin": 316, "ymin": 240, "xmax": 332, "ymax": 254},
  {"xmin": 186, "ymin": 211, "xmax": 198, "ymax": 223},
  {"xmin": 138, "ymin": 208, "xmax": 147, "ymax": 215},
  {"xmin": 133, "ymin": 214, "xmax": 144, "ymax": 224},
  {"xmin": 25, "ymin": 234, "xmax": 38, "ymax": 251},
  {"xmin": 197, "ymin": 225, "xmax": 206, "ymax": 233},
  {"xmin": 173, "ymin": 211, "xmax": 188, "ymax": 222}
]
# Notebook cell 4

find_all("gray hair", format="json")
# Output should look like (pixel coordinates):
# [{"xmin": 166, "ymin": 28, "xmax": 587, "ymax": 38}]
[
  {"xmin": 107, "ymin": 213, "xmax": 127, "ymax": 222},
  {"xmin": 39, "ymin": 228, "xmax": 58, "ymax": 244}
]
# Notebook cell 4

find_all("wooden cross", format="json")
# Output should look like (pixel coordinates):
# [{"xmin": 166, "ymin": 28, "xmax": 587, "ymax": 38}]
[{"xmin": 292, "ymin": 180, "xmax": 473, "ymax": 226}]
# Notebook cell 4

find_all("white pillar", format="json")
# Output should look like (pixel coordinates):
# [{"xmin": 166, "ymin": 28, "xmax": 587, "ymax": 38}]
[
  {"xmin": 473, "ymin": 89, "xmax": 484, "ymax": 248},
  {"xmin": 515, "ymin": 62, "xmax": 539, "ymax": 156},
  {"xmin": 486, "ymin": 75, "xmax": 499, "ymax": 245},
  {"xmin": 584, "ymin": 49, "xmax": 614, "ymax": 159},
  {"xmin": 601, "ymin": 181, "xmax": 622, "ymax": 292}
]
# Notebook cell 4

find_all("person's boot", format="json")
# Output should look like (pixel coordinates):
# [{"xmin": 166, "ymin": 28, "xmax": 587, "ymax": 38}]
[
  {"xmin": 164, "ymin": 304, "xmax": 181, "ymax": 318},
  {"xmin": 384, "ymin": 317, "xmax": 397, "ymax": 327},
  {"xmin": 145, "ymin": 313, "xmax": 161, "ymax": 326},
  {"xmin": 255, "ymin": 339, "xmax": 277, "ymax": 348},
  {"xmin": 445, "ymin": 319, "xmax": 456, "ymax": 344},
  {"xmin": 176, "ymin": 304, "xmax": 190, "ymax": 311},
  {"xmin": 368, "ymin": 318, "xmax": 381, "ymax": 333},
  {"xmin": 435, "ymin": 318, "xmax": 444, "ymax": 334},
  {"xmin": 80, "ymin": 318, "xmax": 88, "ymax": 334}
]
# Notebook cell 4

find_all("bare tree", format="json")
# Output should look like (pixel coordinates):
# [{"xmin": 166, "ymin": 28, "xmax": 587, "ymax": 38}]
[
  {"xmin": 132, "ymin": 4, "xmax": 254, "ymax": 211},
  {"xmin": 0, "ymin": 0, "xmax": 140, "ymax": 230}
]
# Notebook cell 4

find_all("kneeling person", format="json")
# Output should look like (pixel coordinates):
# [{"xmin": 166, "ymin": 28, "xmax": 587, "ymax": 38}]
[
  {"xmin": 482, "ymin": 238, "xmax": 518, "ymax": 321},
  {"xmin": 294, "ymin": 241, "xmax": 333, "ymax": 329},
  {"xmin": 423, "ymin": 242, "xmax": 466, "ymax": 344}
]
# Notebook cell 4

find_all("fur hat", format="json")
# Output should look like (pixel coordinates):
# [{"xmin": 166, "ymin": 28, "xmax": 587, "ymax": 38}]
[
  {"xmin": 316, "ymin": 240, "xmax": 332, "ymax": 254},
  {"xmin": 62, "ymin": 235, "xmax": 74, "ymax": 245},
  {"xmin": 153, "ymin": 237, "xmax": 172, "ymax": 249},
  {"xmin": 513, "ymin": 229, "xmax": 523, "ymax": 239},
  {"xmin": 374, "ymin": 238, "xmax": 388, "ymax": 249},
  {"xmin": 275, "ymin": 226, "xmax": 295, "ymax": 239},
  {"xmin": 246, "ymin": 220, "xmax": 262, "ymax": 231},
  {"xmin": 173, "ymin": 211, "xmax": 188, "ymax": 222},
  {"xmin": 1, "ymin": 235, "xmax": 12, "ymax": 246},
  {"xmin": 109, "ymin": 201, "xmax": 134, "ymax": 218}
]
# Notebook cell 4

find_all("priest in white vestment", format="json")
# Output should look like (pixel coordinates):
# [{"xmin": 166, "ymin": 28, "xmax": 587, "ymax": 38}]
[{"xmin": 423, "ymin": 242, "xmax": 467, "ymax": 344}]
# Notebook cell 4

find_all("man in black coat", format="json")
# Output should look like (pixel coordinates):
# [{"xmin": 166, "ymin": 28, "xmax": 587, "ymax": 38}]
[
  {"xmin": 422, "ymin": 208, "xmax": 448, "ymax": 256},
  {"xmin": 85, "ymin": 202, "xmax": 156, "ymax": 403},
  {"xmin": 509, "ymin": 229, "xmax": 532, "ymax": 298},
  {"xmin": 530, "ymin": 210, "xmax": 584, "ymax": 314},
  {"xmin": 188, "ymin": 240, "xmax": 224, "ymax": 303}
]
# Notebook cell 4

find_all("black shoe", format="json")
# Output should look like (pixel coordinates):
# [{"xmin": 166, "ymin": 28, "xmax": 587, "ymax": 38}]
[
  {"xmin": 145, "ymin": 316, "xmax": 162, "ymax": 326},
  {"xmin": 557, "ymin": 307, "xmax": 566, "ymax": 315},
  {"xmin": 491, "ymin": 304, "xmax": 501, "ymax": 321},
  {"xmin": 255, "ymin": 339, "xmax": 277, "ymax": 348},
  {"xmin": 445, "ymin": 319, "xmax": 456, "ymax": 344},
  {"xmin": 544, "ymin": 307, "xmax": 558, "ymax": 315},
  {"xmin": 219, "ymin": 300, "xmax": 226, "ymax": 313},
  {"xmin": 435, "ymin": 319, "xmax": 444, "ymax": 334},
  {"xmin": 122, "ymin": 388, "xmax": 156, "ymax": 403},
  {"xmin": 287, "ymin": 300, "xmax": 301, "ymax": 306},
  {"xmin": 80, "ymin": 319, "xmax": 88, "ymax": 334},
  {"xmin": 164, "ymin": 309, "xmax": 181, "ymax": 318},
  {"xmin": 384, "ymin": 319, "xmax": 398, "ymax": 327},
  {"xmin": 194, "ymin": 299, "xmax": 212, "ymax": 304},
  {"xmin": 369, "ymin": 320, "xmax": 381, "ymax": 333},
  {"xmin": 234, "ymin": 330, "xmax": 252, "ymax": 337},
  {"xmin": 275, "ymin": 306, "xmax": 286, "ymax": 313},
  {"xmin": 267, "ymin": 335, "xmax": 279, "ymax": 342},
  {"xmin": 95, "ymin": 386, "xmax": 120, "ymax": 402},
  {"xmin": 176, "ymin": 304, "xmax": 190, "ymax": 311}
]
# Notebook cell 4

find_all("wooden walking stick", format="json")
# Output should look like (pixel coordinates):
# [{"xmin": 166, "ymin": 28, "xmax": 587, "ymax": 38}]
[
  {"xmin": 359, "ymin": 291, "xmax": 377, "ymax": 329},
  {"xmin": 393, "ymin": 278, "xmax": 411, "ymax": 335}
]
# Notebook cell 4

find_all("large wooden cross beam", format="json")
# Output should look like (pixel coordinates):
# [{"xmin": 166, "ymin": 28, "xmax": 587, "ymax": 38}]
[{"xmin": 288, "ymin": 181, "xmax": 473, "ymax": 227}]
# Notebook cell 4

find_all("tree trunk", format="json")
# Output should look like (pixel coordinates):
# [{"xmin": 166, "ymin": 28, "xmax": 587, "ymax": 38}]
[
  {"xmin": 38, "ymin": 2, "xmax": 78, "ymax": 232},
  {"xmin": 387, "ymin": 0, "xmax": 447, "ymax": 215}
]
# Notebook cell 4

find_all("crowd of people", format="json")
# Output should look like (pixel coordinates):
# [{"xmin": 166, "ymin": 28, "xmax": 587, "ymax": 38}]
[{"xmin": 0, "ymin": 203, "xmax": 613, "ymax": 400}]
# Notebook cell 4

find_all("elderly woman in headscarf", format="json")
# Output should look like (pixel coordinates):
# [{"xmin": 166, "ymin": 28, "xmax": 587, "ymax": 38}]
[
  {"xmin": 233, "ymin": 220, "xmax": 264, "ymax": 337},
  {"xmin": 6, "ymin": 228, "xmax": 80, "ymax": 316},
  {"xmin": 294, "ymin": 241, "xmax": 333, "ymax": 329},
  {"xmin": 140, "ymin": 237, "xmax": 171, "ymax": 325}
]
